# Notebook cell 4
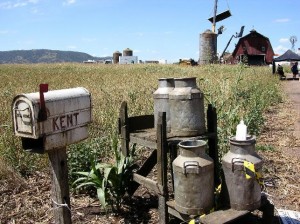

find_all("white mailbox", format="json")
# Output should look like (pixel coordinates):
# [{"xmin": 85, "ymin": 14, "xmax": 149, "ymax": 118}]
[{"xmin": 12, "ymin": 87, "xmax": 92, "ymax": 153}]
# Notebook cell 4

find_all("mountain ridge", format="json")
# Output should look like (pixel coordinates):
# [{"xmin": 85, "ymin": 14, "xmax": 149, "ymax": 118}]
[{"xmin": 0, "ymin": 49, "xmax": 112, "ymax": 64}]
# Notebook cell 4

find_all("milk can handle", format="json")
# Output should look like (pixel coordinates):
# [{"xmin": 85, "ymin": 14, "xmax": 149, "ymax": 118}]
[
  {"xmin": 183, "ymin": 161, "xmax": 200, "ymax": 175},
  {"xmin": 231, "ymin": 158, "xmax": 246, "ymax": 172}
]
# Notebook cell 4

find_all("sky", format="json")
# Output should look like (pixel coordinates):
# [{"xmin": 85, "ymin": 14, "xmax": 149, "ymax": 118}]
[{"xmin": 0, "ymin": 0, "xmax": 300, "ymax": 63}]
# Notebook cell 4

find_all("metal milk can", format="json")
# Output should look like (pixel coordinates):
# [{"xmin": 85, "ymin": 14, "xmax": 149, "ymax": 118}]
[
  {"xmin": 169, "ymin": 77, "xmax": 206, "ymax": 137},
  {"xmin": 153, "ymin": 78, "xmax": 174, "ymax": 132},
  {"xmin": 173, "ymin": 140, "xmax": 214, "ymax": 215},
  {"xmin": 222, "ymin": 136, "xmax": 263, "ymax": 211}
]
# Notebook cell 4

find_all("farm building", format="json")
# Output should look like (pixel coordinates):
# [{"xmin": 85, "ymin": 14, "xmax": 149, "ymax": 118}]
[{"xmin": 231, "ymin": 29, "xmax": 274, "ymax": 65}]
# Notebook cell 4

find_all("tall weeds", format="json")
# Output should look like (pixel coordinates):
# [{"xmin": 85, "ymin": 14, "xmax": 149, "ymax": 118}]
[{"xmin": 0, "ymin": 63, "xmax": 282, "ymax": 176}]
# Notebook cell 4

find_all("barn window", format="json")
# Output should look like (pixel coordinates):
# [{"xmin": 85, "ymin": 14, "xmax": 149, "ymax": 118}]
[{"xmin": 262, "ymin": 46, "xmax": 266, "ymax": 52}]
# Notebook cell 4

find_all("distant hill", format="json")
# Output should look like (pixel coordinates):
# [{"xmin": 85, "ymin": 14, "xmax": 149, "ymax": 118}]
[{"xmin": 0, "ymin": 49, "xmax": 112, "ymax": 64}]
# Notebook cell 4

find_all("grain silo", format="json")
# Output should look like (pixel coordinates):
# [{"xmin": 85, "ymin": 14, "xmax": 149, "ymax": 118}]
[
  {"xmin": 113, "ymin": 51, "xmax": 122, "ymax": 64},
  {"xmin": 199, "ymin": 29, "xmax": 218, "ymax": 65},
  {"xmin": 123, "ymin": 48, "xmax": 133, "ymax": 56}
]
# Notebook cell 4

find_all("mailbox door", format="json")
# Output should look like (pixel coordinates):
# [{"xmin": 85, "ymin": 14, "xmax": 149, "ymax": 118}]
[{"xmin": 13, "ymin": 97, "xmax": 38, "ymax": 137}]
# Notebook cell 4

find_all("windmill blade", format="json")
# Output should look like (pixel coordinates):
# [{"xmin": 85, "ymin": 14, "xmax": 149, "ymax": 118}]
[
  {"xmin": 290, "ymin": 36, "xmax": 297, "ymax": 43},
  {"xmin": 236, "ymin": 26, "xmax": 245, "ymax": 38},
  {"xmin": 208, "ymin": 10, "xmax": 232, "ymax": 23}
]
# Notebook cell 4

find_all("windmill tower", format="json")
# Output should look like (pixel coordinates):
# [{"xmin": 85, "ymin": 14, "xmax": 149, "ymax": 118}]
[
  {"xmin": 290, "ymin": 36, "xmax": 297, "ymax": 52},
  {"xmin": 199, "ymin": 0, "xmax": 231, "ymax": 64}
]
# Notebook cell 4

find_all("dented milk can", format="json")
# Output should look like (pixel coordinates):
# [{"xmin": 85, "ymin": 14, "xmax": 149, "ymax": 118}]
[
  {"xmin": 222, "ymin": 135, "xmax": 263, "ymax": 211},
  {"xmin": 173, "ymin": 140, "xmax": 214, "ymax": 215},
  {"xmin": 153, "ymin": 78, "xmax": 174, "ymax": 132},
  {"xmin": 169, "ymin": 77, "xmax": 206, "ymax": 137}
]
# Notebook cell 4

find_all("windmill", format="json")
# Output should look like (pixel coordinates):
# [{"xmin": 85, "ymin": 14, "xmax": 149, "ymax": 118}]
[
  {"xmin": 199, "ymin": 0, "xmax": 232, "ymax": 64},
  {"xmin": 208, "ymin": 0, "xmax": 232, "ymax": 33},
  {"xmin": 290, "ymin": 36, "xmax": 297, "ymax": 52}
]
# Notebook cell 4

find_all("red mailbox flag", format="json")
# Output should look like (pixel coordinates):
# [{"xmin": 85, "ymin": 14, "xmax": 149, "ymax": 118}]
[{"xmin": 39, "ymin": 84, "xmax": 48, "ymax": 121}]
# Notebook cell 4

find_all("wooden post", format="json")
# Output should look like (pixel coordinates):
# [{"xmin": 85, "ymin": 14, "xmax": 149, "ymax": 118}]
[
  {"xmin": 119, "ymin": 101, "xmax": 129, "ymax": 157},
  {"xmin": 207, "ymin": 104, "xmax": 220, "ymax": 187},
  {"xmin": 128, "ymin": 149, "xmax": 157, "ymax": 196},
  {"xmin": 157, "ymin": 112, "xmax": 168, "ymax": 224},
  {"xmin": 48, "ymin": 148, "xmax": 72, "ymax": 224},
  {"xmin": 260, "ymin": 195, "xmax": 274, "ymax": 224}
]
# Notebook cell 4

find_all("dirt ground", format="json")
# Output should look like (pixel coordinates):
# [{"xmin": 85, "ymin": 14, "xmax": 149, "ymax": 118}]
[{"xmin": 1, "ymin": 76, "xmax": 300, "ymax": 224}]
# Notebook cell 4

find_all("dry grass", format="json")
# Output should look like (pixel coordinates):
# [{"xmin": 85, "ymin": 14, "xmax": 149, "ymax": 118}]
[
  {"xmin": 0, "ymin": 87, "xmax": 297, "ymax": 223},
  {"xmin": 258, "ymin": 91, "xmax": 300, "ymax": 212},
  {"xmin": 0, "ymin": 63, "xmax": 288, "ymax": 223}
]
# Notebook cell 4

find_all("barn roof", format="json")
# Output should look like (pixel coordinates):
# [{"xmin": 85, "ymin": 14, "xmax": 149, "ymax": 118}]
[
  {"xmin": 273, "ymin": 49, "xmax": 300, "ymax": 62},
  {"xmin": 232, "ymin": 29, "xmax": 274, "ymax": 56},
  {"xmin": 242, "ymin": 29, "xmax": 269, "ymax": 40}
]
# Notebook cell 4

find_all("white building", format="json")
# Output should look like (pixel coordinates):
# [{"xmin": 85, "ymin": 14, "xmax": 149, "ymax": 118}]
[{"xmin": 119, "ymin": 56, "xmax": 138, "ymax": 64}]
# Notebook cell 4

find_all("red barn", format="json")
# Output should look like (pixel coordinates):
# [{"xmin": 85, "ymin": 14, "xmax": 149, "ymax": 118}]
[{"xmin": 231, "ymin": 29, "xmax": 274, "ymax": 65}]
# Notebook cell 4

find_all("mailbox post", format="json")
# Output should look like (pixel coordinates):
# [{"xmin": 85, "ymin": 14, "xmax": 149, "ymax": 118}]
[
  {"xmin": 12, "ymin": 85, "xmax": 92, "ymax": 224},
  {"xmin": 48, "ymin": 147, "xmax": 71, "ymax": 224}
]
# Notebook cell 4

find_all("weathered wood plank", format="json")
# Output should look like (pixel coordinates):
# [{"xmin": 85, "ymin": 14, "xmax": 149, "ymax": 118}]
[
  {"xmin": 119, "ymin": 101, "xmax": 129, "ymax": 157},
  {"xmin": 166, "ymin": 200, "xmax": 192, "ymax": 222},
  {"xmin": 128, "ymin": 149, "xmax": 157, "ymax": 195},
  {"xmin": 259, "ymin": 195, "xmax": 274, "ymax": 224},
  {"xmin": 201, "ymin": 209, "xmax": 249, "ymax": 224},
  {"xmin": 48, "ymin": 148, "xmax": 72, "ymax": 224},
  {"xmin": 167, "ymin": 200, "xmax": 250, "ymax": 224},
  {"xmin": 128, "ymin": 115, "xmax": 154, "ymax": 131},
  {"xmin": 129, "ymin": 134, "xmax": 157, "ymax": 149},
  {"xmin": 132, "ymin": 173, "xmax": 163, "ymax": 195},
  {"xmin": 157, "ymin": 112, "xmax": 168, "ymax": 224},
  {"xmin": 207, "ymin": 104, "xmax": 220, "ymax": 187},
  {"xmin": 136, "ymin": 149, "xmax": 157, "ymax": 176}
]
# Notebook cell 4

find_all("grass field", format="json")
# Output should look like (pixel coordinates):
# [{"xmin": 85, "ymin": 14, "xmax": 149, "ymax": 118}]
[{"xmin": 0, "ymin": 63, "xmax": 282, "ymax": 179}]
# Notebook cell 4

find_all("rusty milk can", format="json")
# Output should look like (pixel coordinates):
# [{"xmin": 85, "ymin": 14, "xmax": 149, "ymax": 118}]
[
  {"xmin": 173, "ymin": 140, "xmax": 214, "ymax": 215},
  {"xmin": 169, "ymin": 77, "xmax": 206, "ymax": 137},
  {"xmin": 153, "ymin": 78, "xmax": 174, "ymax": 132},
  {"xmin": 222, "ymin": 135, "xmax": 263, "ymax": 211}
]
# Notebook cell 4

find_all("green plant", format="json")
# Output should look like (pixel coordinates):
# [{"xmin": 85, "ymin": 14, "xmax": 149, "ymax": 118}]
[
  {"xmin": 73, "ymin": 137, "xmax": 137, "ymax": 212},
  {"xmin": 67, "ymin": 136, "xmax": 110, "ymax": 185},
  {"xmin": 256, "ymin": 145, "xmax": 275, "ymax": 152}
]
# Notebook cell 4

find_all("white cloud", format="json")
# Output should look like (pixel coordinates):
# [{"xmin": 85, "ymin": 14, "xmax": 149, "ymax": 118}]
[
  {"xmin": 274, "ymin": 18, "xmax": 290, "ymax": 23},
  {"xmin": 13, "ymin": 2, "xmax": 27, "ymax": 8},
  {"xmin": 63, "ymin": 0, "xmax": 76, "ymax": 6},
  {"xmin": 0, "ymin": 0, "xmax": 39, "ymax": 9},
  {"xmin": 274, "ymin": 45, "xmax": 289, "ymax": 54},
  {"xmin": 30, "ymin": 7, "xmax": 43, "ymax": 15},
  {"xmin": 0, "ymin": 2, "xmax": 16, "ymax": 9}
]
